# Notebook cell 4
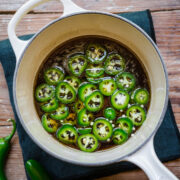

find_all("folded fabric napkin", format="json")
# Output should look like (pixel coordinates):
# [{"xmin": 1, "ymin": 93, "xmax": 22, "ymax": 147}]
[{"xmin": 0, "ymin": 10, "xmax": 180, "ymax": 180}]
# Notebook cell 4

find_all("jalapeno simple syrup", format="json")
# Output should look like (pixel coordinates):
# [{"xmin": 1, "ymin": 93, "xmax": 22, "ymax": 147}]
[{"xmin": 34, "ymin": 36, "xmax": 150, "ymax": 152}]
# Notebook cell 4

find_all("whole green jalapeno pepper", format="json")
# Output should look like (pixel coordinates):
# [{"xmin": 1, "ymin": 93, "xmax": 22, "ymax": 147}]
[
  {"xmin": 0, "ymin": 119, "xmax": 16, "ymax": 180},
  {"xmin": 25, "ymin": 159, "xmax": 51, "ymax": 180}
]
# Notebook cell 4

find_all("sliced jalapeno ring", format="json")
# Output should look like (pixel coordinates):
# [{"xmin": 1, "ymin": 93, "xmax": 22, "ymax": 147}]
[
  {"xmin": 56, "ymin": 124, "xmax": 78, "ymax": 144},
  {"xmin": 56, "ymin": 82, "xmax": 76, "ymax": 104},
  {"xmin": 77, "ymin": 128, "xmax": 92, "ymax": 135},
  {"xmin": 93, "ymin": 118, "xmax": 113, "ymax": 141},
  {"xmin": 85, "ymin": 43, "xmax": 107, "ymax": 64},
  {"xmin": 126, "ymin": 105, "xmax": 146, "ymax": 126},
  {"xmin": 112, "ymin": 128, "xmax": 128, "ymax": 145},
  {"xmin": 85, "ymin": 91, "xmax": 104, "ymax": 112},
  {"xmin": 77, "ymin": 108, "xmax": 94, "ymax": 127},
  {"xmin": 68, "ymin": 54, "xmax": 87, "ymax": 76},
  {"xmin": 116, "ymin": 117, "xmax": 133, "ymax": 135},
  {"xmin": 104, "ymin": 107, "xmax": 116, "ymax": 120},
  {"xmin": 115, "ymin": 72, "xmax": 136, "ymax": 91},
  {"xmin": 64, "ymin": 76, "xmax": 81, "ymax": 92},
  {"xmin": 50, "ymin": 104, "xmax": 69, "ymax": 120},
  {"xmin": 99, "ymin": 78, "xmax": 117, "ymax": 96},
  {"xmin": 78, "ymin": 83, "xmax": 97, "ymax": 102},
  {"xmin": 35, "ymin": 84, "xmax": 55, "ymax": 102},
  {"xmin": 77, "ymin": 134, "xmax": 99, "ymax": 152},
  {"xmin": 74, "ymin": 100, "xmax": 84, "ymax": 113},
  {"xmin": 132, "ymin": 88, "xmax": 150, "ymax": 105},
  {"xmin": 86, "ymin": 76, "xmax": 104, "ymax": 84},
  {"xmin": 44, "ymin": 67, "xmax": 64, "ymax": 85},
  {"xmin": 42, "ymin": 114, "xmax": 59, "ymax": 133},
  {"xmin": 105, "ymin": 53, "xmax": 125, "ymax": 75},
  {"xmin": 40, "ymin": 98, "xmax": 58, "ymax": 113},
  {"xmin": 63, "ymin": 113, "xmax": 77, "ymax": 125},
  {"xmin": 85, "ymin": 64, "xmax": 104, "ymax": 78},
  {"xmin": 111, "ymin": 90, "xmax": 130, "ymax": 110}
]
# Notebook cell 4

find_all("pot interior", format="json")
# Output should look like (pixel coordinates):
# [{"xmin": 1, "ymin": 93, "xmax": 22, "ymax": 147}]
[{"xmin": 15, "ymin": 13, "xmax": 167, "ymax": 166}]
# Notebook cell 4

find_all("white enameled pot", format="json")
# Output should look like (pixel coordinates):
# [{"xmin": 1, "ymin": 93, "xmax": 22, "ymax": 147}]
[{"xmin": 8, "ymin": 0, "xmax": 178, "ymax": 179}]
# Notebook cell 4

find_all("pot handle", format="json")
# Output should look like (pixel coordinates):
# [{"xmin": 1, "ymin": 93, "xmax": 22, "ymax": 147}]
[
  {"xmin": 125, "ymin": 135, "xmax": 178, "ymax": 180},
  {"xmin": 8, "ymin": 0, "xmax": 86, "ymax": 60}
]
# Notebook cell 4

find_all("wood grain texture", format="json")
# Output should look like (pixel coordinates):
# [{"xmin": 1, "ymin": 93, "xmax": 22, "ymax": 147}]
[
  {"xmin": 0, "ymin": 0, "xmax": 180, "ymax": 13},
  {"xmin": 0, "ymin": 0, "xmax": 180, "ymax": 179}
]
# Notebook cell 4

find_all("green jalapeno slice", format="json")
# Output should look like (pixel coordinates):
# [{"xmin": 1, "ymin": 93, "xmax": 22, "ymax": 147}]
[
  {"xmin": 42, "ymin": 114, "xmax": 59, "ymax": 133},
  {"xmin": 105, "ymin": 53, "xmax": 125, "ymax": 75},
  {"xmin": 44, "ymin": 67, "xmax": 64, "ymax": 85},
  {"xmin": 40, "ymin": 98, "xmax": 58, "ymax": 113},
  {"xmin": 63, "ymin": 113, "xmax": 77, "ymax": 125},
  {"xmin": 77, "ymin": 134, "xmax": 99, "ymax": 152},
  {"xmin": 56, "ymin": 124, "xmax": 78, "ymax": 144},
  {"xmin": 78, "ymin": 83, "xmax": 97, "ymax": 102},
  {"xmin": 85, "ymin": 43, "xmax": 107, "ymax": 64},
  {"xmin": 77, "ymin": 128, "xmax": 92, "ymax": 135},
  {"xmin": 112, "ymin": 128, "xmax": 128, "ymax": 145},
  {"xmin": 126, "ymin": 105, "xmax": 146, "ymax": 126},
  {"xmin": 77, "ymin": 108, "xmax": 94, "ymax": 127},
  {"xmin": 116, "ymin": 117, "xmax": 133, "ymax": 135},
  {"xmin": 85, "ymin": 91, "xmax": 104, "ymax": 112},
  {"xmin": 56, "ymin": 82, "xmax": 76, "ymax": 104},
  {"xmin": 50, "ymin": 104, "xmax": 69, "ymax": 120},
  {"xmin": 74, "ymin": 100, "xmax": 84, "ymax": 113},
  {"xmin": 99, "ymin": 78, "xmax": 117, "ymax": 96},
  {"xmin": 111, "ymin": 90, "xmax": 130, "ymax": 110},
  {"xmin": 64, "ymin": 76, "xmax": 81, "ymax": 92},
  {"xmin": 86, "ymin": 76, "xmax": 104, "ymax": 84},
  {"xmin": 85, "ymin": 64, "xmax": 104, "ymax": 78},
  {"xmin": 115, "ymin": 72, "xmax": 136, "ymax": 91},
  {"xmin": 131, "ymin": 88, "xmax": 150, "ymax": 105},
  {"xmin": 68, "ymin": 54, "xmax": 87, "ymax": 76},
  {"xmin": 104, "ymin": 107, "xmax": 116, "ymax": 120},
  {"xmin": 93, "ymin": 118, "xmax": 113, "ymax": 141},
  {"xmin": 35, "ymin": 84, "xmax": 55, "ymax": 102}
]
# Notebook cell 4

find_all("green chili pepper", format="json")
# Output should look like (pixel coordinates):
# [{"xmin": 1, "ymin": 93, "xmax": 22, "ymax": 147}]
[
  {"xmin": 104, "ymin": 53, "xmax": 125, "ymax": 75},
  {"xmin": 44, "ymin": 67, "xmax": 64, "ymax": 85},
  {"xmin": 68, "ymin": 54, "xmax": 87, "ymax": 77},
  {"xmin": 104, "ymin": 107, "xmax": 116, "ymax": 120},
  {"xmin": 85, "ymin": 43, "xmax": 107, "ymax": 64},
  {"xmin": 25, "ymin": 159, "xmax": 51, "ymax": 180},
  {"xmin": 0, "ymin": 119, "xmax": 16, "ymax": 180},
  {"xmin": 77, "ymin": 134, "xmax": 99, "ymax": 152}
]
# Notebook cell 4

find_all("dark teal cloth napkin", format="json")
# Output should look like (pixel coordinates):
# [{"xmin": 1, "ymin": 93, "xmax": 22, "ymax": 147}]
[{"xmin": 0, "ymin": 10, "xmax": 180, "ymax": 180}]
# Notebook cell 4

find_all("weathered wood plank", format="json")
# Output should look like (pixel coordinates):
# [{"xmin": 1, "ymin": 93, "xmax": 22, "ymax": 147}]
[{"xmin": 0, "ymin": 0, "xmax": 180, "ymax": 13}]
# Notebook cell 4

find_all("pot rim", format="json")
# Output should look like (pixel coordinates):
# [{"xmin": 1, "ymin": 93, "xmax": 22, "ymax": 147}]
[{"xmin": 13, "ymin": 11, "xmax": 169, "ymax": 166}]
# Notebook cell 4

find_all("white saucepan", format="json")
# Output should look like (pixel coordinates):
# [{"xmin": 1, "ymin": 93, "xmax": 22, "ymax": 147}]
[{"xmin": 8, "ymin": 0, "xmax": 178, "ymax": 179}]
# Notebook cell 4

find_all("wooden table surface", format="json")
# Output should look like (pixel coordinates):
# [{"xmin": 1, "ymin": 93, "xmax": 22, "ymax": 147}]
[{"xmin": 0, "ymin": 0, "xmax": 180, "ymax": 179}]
